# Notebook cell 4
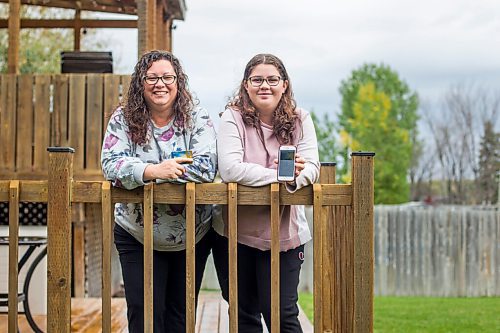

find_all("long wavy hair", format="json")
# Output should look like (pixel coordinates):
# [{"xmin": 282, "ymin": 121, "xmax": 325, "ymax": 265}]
[
  {"xmin": 122, "ymin": 50, "xmax": 195, "ymax": 145},
  {"xmin": 226, "ymin": 53, "xmax": 299, "ymax": 145}
]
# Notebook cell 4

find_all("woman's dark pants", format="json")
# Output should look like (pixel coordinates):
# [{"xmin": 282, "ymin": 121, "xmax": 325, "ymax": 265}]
[{"xmin": 114, "ymin": 224, "xmax": 214, "ymax": 333}]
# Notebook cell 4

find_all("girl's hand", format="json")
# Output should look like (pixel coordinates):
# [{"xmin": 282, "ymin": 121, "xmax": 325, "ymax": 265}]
[{"xmin": 273, "ymin": 153, "xmax": 306, "ymax": 177}]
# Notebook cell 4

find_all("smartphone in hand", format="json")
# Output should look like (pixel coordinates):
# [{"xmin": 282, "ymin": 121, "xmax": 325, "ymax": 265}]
[{"xmin": 277, "ymin": 145, "xmax": 296, "ymax": 182}]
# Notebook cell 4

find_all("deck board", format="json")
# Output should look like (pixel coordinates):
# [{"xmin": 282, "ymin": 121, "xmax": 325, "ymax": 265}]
[{"xmin": 0, "ymin": 291, "xmax": 313, "ymax": 332}]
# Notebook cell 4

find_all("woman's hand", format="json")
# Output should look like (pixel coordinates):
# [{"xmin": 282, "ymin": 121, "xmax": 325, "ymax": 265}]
[{"xmin": 144, "ymin": 157, "xmax": 193, "ymax": 181}]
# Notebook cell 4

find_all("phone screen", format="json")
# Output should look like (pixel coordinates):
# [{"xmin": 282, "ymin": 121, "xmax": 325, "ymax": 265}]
[{"xmin": 278, "ymin": 149, "xmax": 296, "ymax": 178}]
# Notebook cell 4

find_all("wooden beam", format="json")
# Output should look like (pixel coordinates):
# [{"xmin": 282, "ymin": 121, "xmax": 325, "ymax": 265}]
[
  {"xmin": 351, "ymin": 152, "xmax": 375, "ymax": 333},
  {"xmin": 185, "ymin": 183, "xmax": 196, "ymax": 333},
  {"xmin": 165, "ymin": 18, "xmax": 173, "ymax": 52},
  {"xmin": 320, "ymin": 163, "xmax": 336, "ymax": 332},
  {"xmin": 0, "ymin": 18, "xmax": 138, "ymax": 29},
  {"xmin": 74, "ymin": 9, "xmax": 81, "ymax": 51},
  {"xmin": 137, "ymin": 0, "xmax": 146, "ymax": 58},
  {"xmin": 143, "ymin": 183, "xmax": 154, "ymax": 333},
  {"xmin": 101, "ymin": 181, "xmax": 113, "ymax": 333},
  {"xmin": 47, "ymin": 147, "xmax": 74, "ymax": 333},
  {"xmin": 227, "ymin": 183, "xmax": 238, "ymax": 333},
  {"xmin": 156, "ymin": 0, "xmax": 173, "ymax": 51},
  {"xmin": 270, "ymin": 183, "xmax": 280, "ymax": 333},
  {"xmin": 313, "ymin": 183, "xmax": 323, "ymax": 333},
  {"xmin": 8, "ymin": 180, "xmax": 19, "ymax": 333},
  {"xmin": 156, "ymin": 0, "xmax": 166, "ymax": 50},
  {"xmin": 7, "ymin": 0, "xmax": 21, "ymax": 74},
  {"xmin": 148, "ymin": 0, "xmax": 157, "ymax": 50},
  {"xmin": 0, "ymin": 0, "xmax": 138, "ymax": 15},
  {"xmin": 137, "ymin": 0, "xmax": 156, "ymax": 58}
]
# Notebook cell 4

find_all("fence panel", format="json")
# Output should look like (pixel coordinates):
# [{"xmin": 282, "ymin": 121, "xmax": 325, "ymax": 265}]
[{"xmin": 375, "ymin": 205, "xmax": 500, "ymax": 296}]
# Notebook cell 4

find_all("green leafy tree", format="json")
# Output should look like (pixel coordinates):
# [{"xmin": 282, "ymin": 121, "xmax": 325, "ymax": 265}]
[
  {"xmin": 0, "ymin": 4, "xmax": 108, "ymax": 73},
  {"xmin": 339, "ymin": 64, "xmax": 419, "ymax": 203},
  {"xmin": 310, "ymin": 111, "xmax": 338, "ymax": 164}
]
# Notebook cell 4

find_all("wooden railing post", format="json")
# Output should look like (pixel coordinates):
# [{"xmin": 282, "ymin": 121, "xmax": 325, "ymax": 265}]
[
  {"xmin": 186, "ymin": 182, "xmax": 196, "ymax": 333},
  {"xmin": 351, "ymin": 152, "xmax": 375, "ymax": 333},
  {"xmin": 47, "ymin": 147, "xmax": 74, "ymax": 333},
  {"xmin": 8, "ymin": 180, "xmax": 19, "ymax": 333},
  {"xmin": 228, "ymin": 183, "xmax": 238, "ymax": 333},
  {"xmin": 101, "ymin": 181, "xmax": 112, "ymax": 333},
  {"xmin": 319, "ymin": 162, "xmax": 336, "ymax": 332},
  {"xmin": 270, "ymin": 183, "xmax": 280, "ymax": 333},
  {"xmin": 313, "ymin": 183, "xmax": 323, "ymax": 333},
  {"xmin": 143, "ymin": 182, "xmax": 154, "ymax": 333},
  {"xmin": 7, "ymin": 0, "xmax": 20, "ymax": 74}
]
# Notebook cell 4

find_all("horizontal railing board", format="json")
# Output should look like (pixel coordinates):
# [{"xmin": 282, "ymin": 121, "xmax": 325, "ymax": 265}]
[{"xmin": 0, "ymin": 181, "xmax": 352, "ymax": 206}]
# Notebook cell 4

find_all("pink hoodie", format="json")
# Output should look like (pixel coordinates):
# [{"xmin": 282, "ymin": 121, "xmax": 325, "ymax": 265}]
[{"xmin": 214, "ymin": 108, "xmax": 320, "ymax": 251}]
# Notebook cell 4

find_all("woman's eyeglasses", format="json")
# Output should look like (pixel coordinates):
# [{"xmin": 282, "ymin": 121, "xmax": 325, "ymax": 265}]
[
  {"xmin": 143, "ymin": 74, "xmax": 177, "ymax": 85},
  {"xmin": 247, "ymin": 76, "xmax": 282, "ymax": 87}
]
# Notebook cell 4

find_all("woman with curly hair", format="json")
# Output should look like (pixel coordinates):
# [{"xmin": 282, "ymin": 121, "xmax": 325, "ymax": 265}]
[
  {"xmin": 101, "ymin": 50, "xmax": 217, "ymax": 333},
  {"xmin": 213, "ymin": 53, "xmax": 320, "ymax": 332}
]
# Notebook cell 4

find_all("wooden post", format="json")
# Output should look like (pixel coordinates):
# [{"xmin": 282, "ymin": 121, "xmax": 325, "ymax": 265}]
[
  {"xmin": 185, "ymin": 182, "xmax": 196, "ymax": 333},
  {"xmin": 73, "ymin": 9, "xmax": 81, "ymax": 51},
  {"xmin": 72, "ymin": 204, "xmax": 85, "ymax": 298},
  {"xmin": 270, "ymin": 183, "xmax": 280, "ymax": 333},
  {"xmin": 143, "ymin": 182, "xmax": 154, "ymax": 333},
  {"xmin": 8, "ymin": 180, "xmax": 19, "ymax": 333},
  {"xmin": 313, "ymin": 183, "xmax": 323, "ymax": 333},
  {"xmin": 137, "ymin": 0, "xmax": 156, "ymax": 58},
  {"xmin": 319, "ymin": 162, "xmax": 336, "ymax": 332},
  {"xmin": 47, "ymin": 147, "xmax": 74, "ymax": 333},
  {"xmin": 7, "ymin": 0, "xmax": 21, "ymax": 74},
  {"xmin": 156, "ymin": 0, "xmax": 167, "ymax": 50},
  {"xmin": 351, "ymin": 152, "xmax": 375, "ymax": 333},
  {"xmin": 165, "ymin": 18, "xmax": 173, "ymax": 52},
  {"xmin": 228, "ymin": 183, "xmax": 238, "ymax": 333},
  {"xmin": 101, "ymin": 181, "xmax": 112, "ymax": 333}
]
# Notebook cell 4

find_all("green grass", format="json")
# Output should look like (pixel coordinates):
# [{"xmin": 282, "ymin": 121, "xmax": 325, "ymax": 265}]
[{"xmin": 298, "ymin": 294, "xmax": 500, "ymax": 332}]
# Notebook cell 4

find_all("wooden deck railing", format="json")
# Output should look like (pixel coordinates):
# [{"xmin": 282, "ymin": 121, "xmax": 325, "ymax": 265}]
[
  {"xmin": 2, "ymin": 148, "xmax": 374, "ymax": 333},
  {"xmin": 1, "ymin": 73, "xmax": 374, "ymax": 332}
]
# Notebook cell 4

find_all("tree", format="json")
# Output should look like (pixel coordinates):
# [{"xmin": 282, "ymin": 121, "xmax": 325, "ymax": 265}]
[
  {"xmin": 339, "ymin": 63, "xmax": 419, "ymax": 134},
  {"xmin": 423, "ymin": 85, "xmax": 500, "ymax": 204},
  {"xmin": 338, "ymin": 64, "xmax": 419, "ymax": 203},
  {"xmin": 347, "ymin": 82, "xmax": 411, "ymax": 203},
  {"xmin": 0, "ymin": 4, "xmax": 108, "ymax": 73},
  {"xmin": 310, "ymin": 111, "xmax": 339, "ymax": 165},
  {"xmin": 477, "ymin": 121, "xmax": 499, "ymax": 204}
]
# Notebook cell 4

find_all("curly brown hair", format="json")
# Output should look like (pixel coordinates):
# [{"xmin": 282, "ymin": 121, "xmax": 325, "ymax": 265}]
[
  {"xmin": 122, "ymin": 50, "xmax": 195, "ymax": 145},
  {"xmin": 226, "ymin": 53, "xmax": 300, "ymax": 145}
]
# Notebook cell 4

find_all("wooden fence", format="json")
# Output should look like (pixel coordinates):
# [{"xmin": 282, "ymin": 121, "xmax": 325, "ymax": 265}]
[
  {"xmin": 374, "ymin": 204, "xmax": 500, "ymax": 297},
  {"xmin": 1, "ymin": 149, "xmax": 375, "ymax": 333},
  {"xmin": 0, "ymin": 73, "xmax": 130, "ymax": 298},
  {"xmin": 0, "ymin": 73, "xmax": 131, "ymax": 180}
]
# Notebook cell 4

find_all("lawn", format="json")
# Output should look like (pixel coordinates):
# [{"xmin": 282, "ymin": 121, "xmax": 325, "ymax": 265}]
[{"xmin": 298, "ymin": 294, "xmax": 500, "ymax": 333}]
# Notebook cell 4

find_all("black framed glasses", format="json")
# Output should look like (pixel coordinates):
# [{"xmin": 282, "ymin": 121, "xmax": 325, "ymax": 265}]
[
  {"xmin": 248, "ymin": 75, "xmax": 282, "ymax": 87},
  {"xmin": 143, "ymin": 74, "xmax": 177, "ymax": 85}
]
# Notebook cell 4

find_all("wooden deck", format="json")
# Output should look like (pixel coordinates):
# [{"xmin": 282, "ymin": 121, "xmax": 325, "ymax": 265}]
[{"xmin": 0, "ymin": 291, "xmax": 313, "ymax": 332}]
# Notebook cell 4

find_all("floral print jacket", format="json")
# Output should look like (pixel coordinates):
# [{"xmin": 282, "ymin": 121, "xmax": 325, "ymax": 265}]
[{"xmin": 101, "ymin": 107, "xmax": 217, "ymax": 251}]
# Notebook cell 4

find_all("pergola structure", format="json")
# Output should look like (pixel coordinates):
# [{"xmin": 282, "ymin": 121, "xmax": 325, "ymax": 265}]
[{"xmin": 0, "ymin": 0, "xmax": 186, "ymax": 73}]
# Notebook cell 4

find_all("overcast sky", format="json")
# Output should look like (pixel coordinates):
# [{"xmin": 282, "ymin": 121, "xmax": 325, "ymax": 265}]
[{"xmin": 104, "ymin": 0, "xmax": 500, "ymax": 121}]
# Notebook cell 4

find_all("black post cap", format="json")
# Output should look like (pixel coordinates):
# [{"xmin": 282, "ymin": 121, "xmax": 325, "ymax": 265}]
[
  {"xmin": 47, "ymin": 147, "xmax": 75, "ymax": 153},
  {"xmin": 351, "ymin": 151, "xmax": 375, "ymax": 157}
]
